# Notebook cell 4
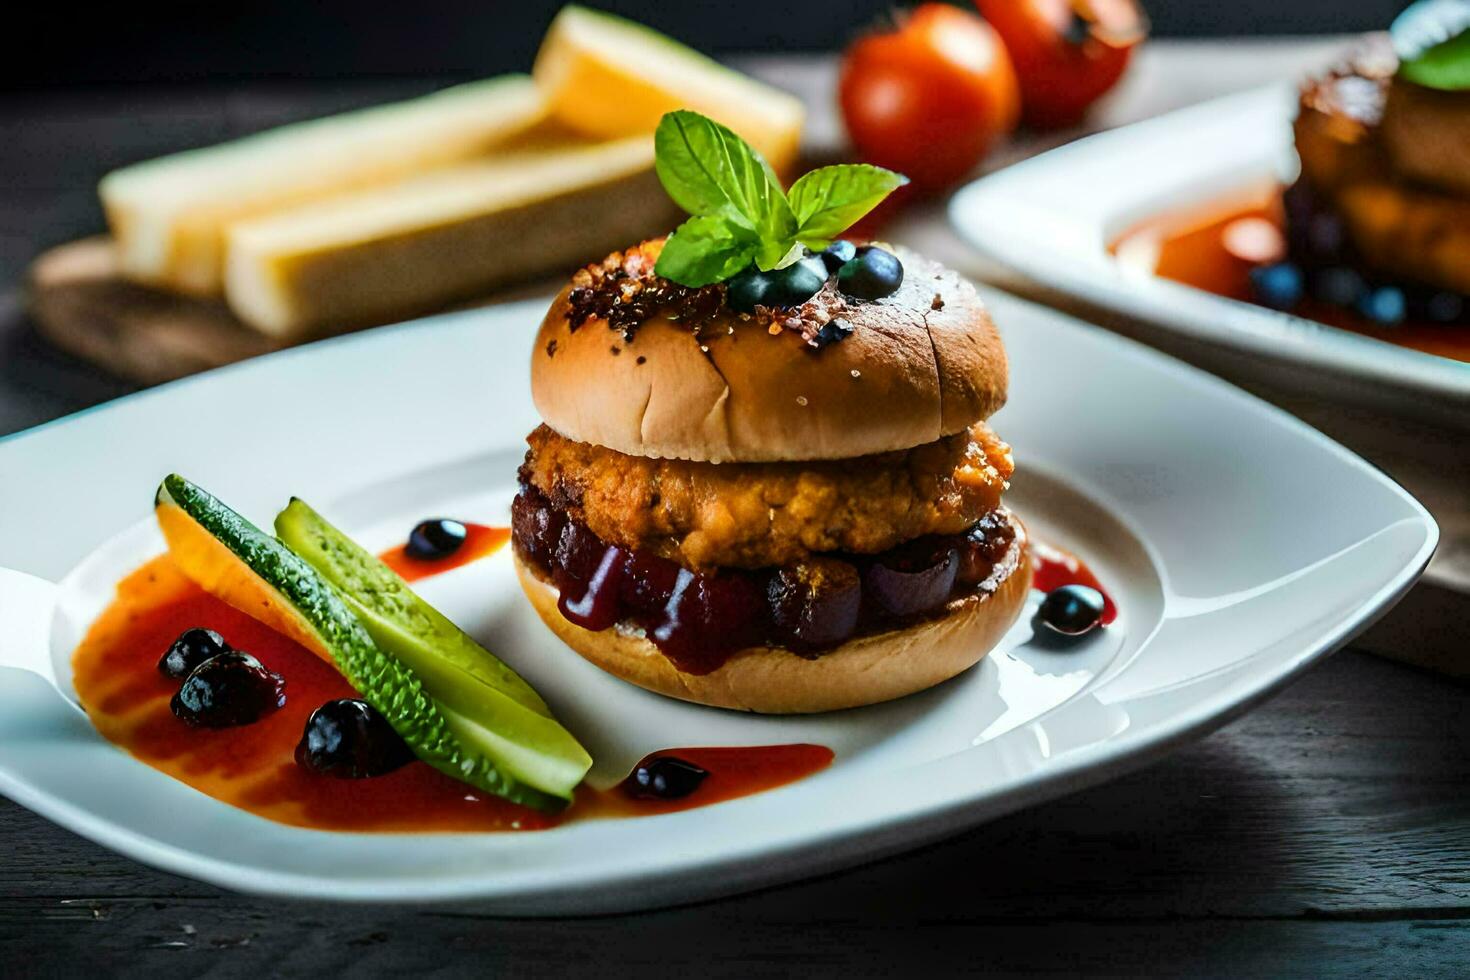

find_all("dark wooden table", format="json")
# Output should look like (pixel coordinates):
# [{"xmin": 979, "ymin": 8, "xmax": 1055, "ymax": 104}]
[{"xmin": 3, "ymin": 45, "xmax": 1469, "ymax": 977}]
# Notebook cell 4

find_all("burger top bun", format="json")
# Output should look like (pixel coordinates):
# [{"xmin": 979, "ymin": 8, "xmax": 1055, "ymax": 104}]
[{"xmin": 531, "ymin": 242, "xmax": 1008, "ymax": 463}]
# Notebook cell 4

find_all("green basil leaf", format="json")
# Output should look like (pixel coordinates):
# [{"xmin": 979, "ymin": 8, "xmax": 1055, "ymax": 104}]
[
  {"xmin": 654, "ymin": 112, "xmax": 738, "ymax": 219},
  {"xmin": 771, "ymin": 242, "xmax": 807, "ymax": 270},
  {"xmin": 788, "ymin": 164, "xmax": 908, "ymax": 247},
  {"xmin": 754, "ymin": 236, "xmax": 801, "ymax": 271},
  {"xmin": 654, "ymin": 110, "xmax": 796, "ymax": 243},
  {"xmin": 654, "ymin": 214, "xmax": 758, "ymax": 288},
  {"xmin": 1393, "ymin": 0, "xmax": 1470, "ymax": 90},
  {"xmin": 1401, "ymin": 28, "xmax": 1470, "ymax": 90}
]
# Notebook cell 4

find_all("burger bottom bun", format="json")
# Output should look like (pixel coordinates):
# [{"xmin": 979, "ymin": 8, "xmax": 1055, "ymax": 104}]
[{"xmin": 513, "ymin": 515, "xmax": 1031, "ymax": 714}]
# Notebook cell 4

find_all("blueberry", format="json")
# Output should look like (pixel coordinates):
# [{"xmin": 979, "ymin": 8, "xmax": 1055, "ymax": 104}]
[
  {"xmin": 1357, "ymin": 286, "xmax": 1406, "ymax": 326},
  {"xmin": 838, "ymin": 246, "xmax": 904, "ymax": 300},
  {"xmin": 1312, "ymin": 267, "xmax": 1366, "ymax": 308},
  {"xmin": 1282, "ymin": 180, "xmax": 1317, "ymax": 234},
  {"xmin": 624, "ymin": 756, "xmax": 709, "ymax": 800},
  {"xmin": 767, "ymin": 558, "xmax": 862, "ymax": 652},
  {"xmin": 1306, "ymin": 212, "xmax": 1347, "ymax": 259},
  {"xmin": 1249, "ymin": 262, "xmax": 1304, "ymax": 310},
  {"xmin": 766, "ymin": 255, "xmax": 829, "ymax": 308},
  {"xmin": 295, "ymin": 699, "xmax": 414, "ymax": 779},
  {"xmin": 726, "ymin": 268, "xmax": 774, "ymax": 313},
  {"xmin": 170, "ymin": 651, "xmax": 286, "ymax": 728},
  {"xmin": 1423, "ymin": 291, "xmax": 1466, "ymax": 324},
  {"xmin": 406, "ymin": 518, "xmax": 468, "ymax": 560},
  {"xmin": 1035, "ymin": 585, "xmax": 1106, "ymax": 638},
  {"xmin": 158, "ymin": 627, "xmax": 230, "ymax": 678},
  {"xmin": 813, "ymin": 317, "xmax": 855, "ymax": 349},
  {"xmin": 820, "ymin": 240, "xmax": 857, "ymax": 273}
]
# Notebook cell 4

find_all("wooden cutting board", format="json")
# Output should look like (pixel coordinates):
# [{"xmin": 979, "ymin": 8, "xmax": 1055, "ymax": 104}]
[
  {"xmin": 26, "ymin": 234, "xmax": 625, "ymax": 385},
  {"xmin": 27, "ymin": 237, "xmax": 278, "ymax": 385}
]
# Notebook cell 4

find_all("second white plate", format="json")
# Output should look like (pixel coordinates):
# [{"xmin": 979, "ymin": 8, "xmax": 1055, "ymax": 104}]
[{"xmin": 949, "ymin": 85, "xmax": 1470, "ymax": 413}]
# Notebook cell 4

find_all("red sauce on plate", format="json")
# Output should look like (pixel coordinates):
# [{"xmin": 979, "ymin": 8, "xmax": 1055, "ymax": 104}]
[
  {"xmin": 72, "ymin": 556, "xmax": 832, "ymax": 833},
  {"xmin": 1109, "ymin": 184, "xmax": 1470, "ymax": 364},
  {"xmin": 1031, "ymin": 541, "xmax": 1117, "ymax": 626},
  {"xmin": 590, "ymin": 745, "xmax": 837, "ymax": 819},
  {"xmin": 379, "ymin": 523, "xmax": 510, "ymax": 583}
]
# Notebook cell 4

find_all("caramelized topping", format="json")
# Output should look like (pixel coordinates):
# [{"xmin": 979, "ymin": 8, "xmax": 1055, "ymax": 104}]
[
  {"xmin": 566, "ymin": 241, "xmax": 728, "ymax": 341},
  {"xmin": 561, "ymin": 240, "xmax": 906, "ymax": 349}
]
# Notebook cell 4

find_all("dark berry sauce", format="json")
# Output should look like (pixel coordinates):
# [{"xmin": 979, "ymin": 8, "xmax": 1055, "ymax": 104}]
[{"xmin": 512, "ymin": 484, "xmax": 1020, "ymax": 674}]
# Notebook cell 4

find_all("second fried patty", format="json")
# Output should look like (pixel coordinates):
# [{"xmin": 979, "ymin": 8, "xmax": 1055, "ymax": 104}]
[{"xmin": 518, "ymin": 422, "xmax": 1014, "ymax": 570}]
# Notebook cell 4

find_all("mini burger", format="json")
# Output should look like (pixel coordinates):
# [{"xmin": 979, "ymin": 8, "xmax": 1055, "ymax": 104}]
[{"xmin": 510, "ymin": 111, "xmax": 1030, "ymax": 713}]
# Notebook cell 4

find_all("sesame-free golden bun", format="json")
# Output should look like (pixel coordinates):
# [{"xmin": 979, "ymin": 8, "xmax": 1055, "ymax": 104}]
[
  {"xmin": 530, "ymin": 243, "xmax": 1008, "ymax": 463},
  {"xmin": 513, "ymin": 512, "xmax": 1031, "ymax": 714}
]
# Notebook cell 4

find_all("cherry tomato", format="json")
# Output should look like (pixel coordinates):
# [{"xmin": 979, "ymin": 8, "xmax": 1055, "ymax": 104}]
[
  {"xmin": 976, "ymin": 0, "xmax": 1148, "ymax": 129},
  {"xmin": 839, "ymin": 4, "xmax": 1020, "ymax": 193}
]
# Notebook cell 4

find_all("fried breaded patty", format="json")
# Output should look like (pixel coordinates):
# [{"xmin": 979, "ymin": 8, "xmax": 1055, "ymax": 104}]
[
  {"xmin": 1295, "ymin": 43, "xmax": 1470, "ymax": 293},
  {"xmin": 519, "ymin": 422, "xmax": 1013, "ymax": 570}
]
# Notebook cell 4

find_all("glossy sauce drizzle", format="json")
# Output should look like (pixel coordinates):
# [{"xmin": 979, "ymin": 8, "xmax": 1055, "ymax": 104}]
[
  {"xmin": 1031, "ymin": 541, "xmax": 1117, "ymax": 626},
  {"xmin": 1109, "ymin": 184, "xmax": 1470, "ymax": 364},
  {"xmin": 379, "ymin": 523, "xmax": 510, "ymax": 583},
  {"xmin": 592, "ymin": 745, "xmax": 836, "ymax": 818},
  {"xmin": 71, "ymin": 555, "xmax": 832, "ymax": 833}
]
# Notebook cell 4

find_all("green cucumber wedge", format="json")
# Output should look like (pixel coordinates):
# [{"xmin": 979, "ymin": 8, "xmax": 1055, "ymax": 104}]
[
  {"xmin": 155, "ymin": 474, "xmax": 568, "ymax": 810},
  {"xmin": 275, "ymin": 497, "xmax": 592, "ymax": 801}
]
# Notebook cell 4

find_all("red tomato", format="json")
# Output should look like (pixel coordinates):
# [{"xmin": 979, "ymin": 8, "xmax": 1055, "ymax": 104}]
[
  {"xmin": 839, "ymin": 4, "xmax": 1020, "ymax": 193},
  {"xmin": 976, "ymin": 0, "xmax": 1147, "ymax": 129}
]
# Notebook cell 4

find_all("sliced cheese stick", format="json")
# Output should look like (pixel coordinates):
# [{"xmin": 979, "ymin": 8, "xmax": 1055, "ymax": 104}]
[
  {"xmin": 534, "ymin": 5, "xmax": 804, "ymax": 175},
  {"xmin": 101, "ymin": 76, "xmax": 547, "ymax": 296},
  {"xmin": 224, "ymin": 135, "xmax": 677, "ymax": 339}
]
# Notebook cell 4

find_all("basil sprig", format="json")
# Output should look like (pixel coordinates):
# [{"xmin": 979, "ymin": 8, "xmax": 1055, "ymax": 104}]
[
  {"xmin": 1393, "ymin": 0, "xmax": 1470, "ymax": 90},
  {"xmin": 653, "ymin": 110, "xmax": 907, "ymax": 287}
]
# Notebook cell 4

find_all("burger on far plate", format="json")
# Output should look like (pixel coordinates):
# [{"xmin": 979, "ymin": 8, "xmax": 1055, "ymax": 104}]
[{"xmin": 511, "ymin": 111, "xmax": 1030, "ymax": 713}]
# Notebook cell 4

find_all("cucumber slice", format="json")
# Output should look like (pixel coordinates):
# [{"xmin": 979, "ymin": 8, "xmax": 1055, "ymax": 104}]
[
  {"xmin": 155, "ymin": 474, "xmax": 567, "ymax": 810},
  {"xmin": 275, "ymin": 498, "xmax": 591, "ymax": 800},
  {"xmin": 277, "ymin": 498, "xmax": 550, "ymax": 715}
]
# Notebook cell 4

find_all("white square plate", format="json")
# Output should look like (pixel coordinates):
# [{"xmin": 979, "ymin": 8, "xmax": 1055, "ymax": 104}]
[
  {"xmin": 949, "ymin": 86, "xmax": 1470, "ymax": 411},
  {"xmin": 0, "ymin": 290, "xmax": 1435, "ymax": 911}
]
